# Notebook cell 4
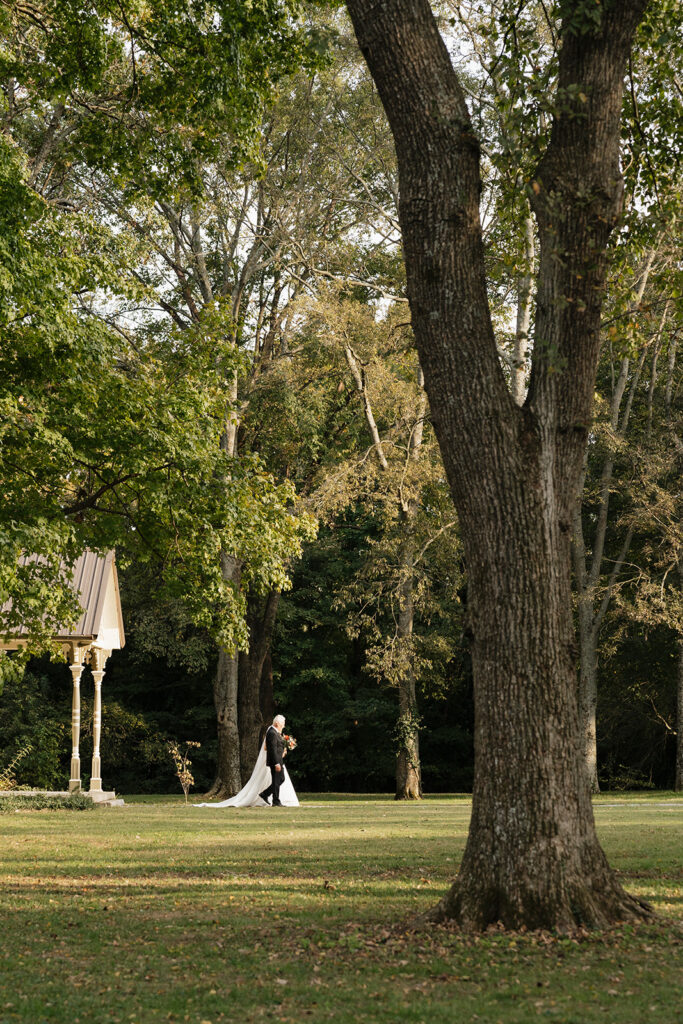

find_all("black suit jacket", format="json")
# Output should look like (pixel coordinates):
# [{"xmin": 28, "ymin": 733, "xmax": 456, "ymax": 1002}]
[{"xmin": 265, "ymin": 726, "xmax": 285, "ymax": 768}]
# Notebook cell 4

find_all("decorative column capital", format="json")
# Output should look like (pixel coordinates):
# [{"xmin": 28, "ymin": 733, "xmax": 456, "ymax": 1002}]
[
  {"xmin": 63, "ymin": 642, "xmax": 93, "ymax": 669},
  {"xmin": 90, "ymin": 646, "xmax": 111, "ymax": 674}
]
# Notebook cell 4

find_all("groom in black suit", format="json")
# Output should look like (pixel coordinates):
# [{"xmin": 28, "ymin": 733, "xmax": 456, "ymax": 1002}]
[{"xmin": 259, "ymin": 715, "xmax": 286, "ymax": 806}]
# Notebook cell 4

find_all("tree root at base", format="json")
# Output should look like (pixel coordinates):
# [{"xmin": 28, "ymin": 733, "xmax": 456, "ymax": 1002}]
[{"xmin": 408, "ymin": 881, "xmax": 655, "ymax": 934}]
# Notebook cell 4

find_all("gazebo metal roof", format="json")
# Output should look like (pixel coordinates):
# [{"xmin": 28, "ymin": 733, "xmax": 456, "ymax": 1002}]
[{"xmin": 1, "ymin": 550, "xmax": 125, "ymax": 649}]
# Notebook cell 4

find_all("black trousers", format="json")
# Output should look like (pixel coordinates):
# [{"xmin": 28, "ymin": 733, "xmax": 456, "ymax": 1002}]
[{"xmin": 262, "ymin": 765, "xmax": 284, "ymax": 805}]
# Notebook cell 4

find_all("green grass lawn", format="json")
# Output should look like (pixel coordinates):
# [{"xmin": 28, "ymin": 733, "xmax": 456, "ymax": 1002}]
[{"xmin": 1, "ymin": 793, "xmax": 681, "ymax": 1024}]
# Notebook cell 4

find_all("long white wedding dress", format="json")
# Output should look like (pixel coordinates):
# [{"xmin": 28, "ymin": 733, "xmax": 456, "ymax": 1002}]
[{"xmin": 194, "ymin": 743, "xmax": 299, "ymax": 808}]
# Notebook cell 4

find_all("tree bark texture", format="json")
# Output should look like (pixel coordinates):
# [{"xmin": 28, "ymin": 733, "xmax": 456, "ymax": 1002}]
[
  {"xmin": 238, "ymin": 591, "xmax": 281, "ymax": 785},
  {"xmin": 207, "ymin": 644, "xmax": 242, "ymax": 799},
  {"xmin": 346, "ymin": 0, "xmax": 652, "ymax": 929}
]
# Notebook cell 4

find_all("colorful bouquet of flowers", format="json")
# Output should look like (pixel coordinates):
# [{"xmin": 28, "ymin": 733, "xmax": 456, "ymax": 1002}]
[{"xmin": 283, "ymin": 733, "xmax": 297, "ymax": 751}]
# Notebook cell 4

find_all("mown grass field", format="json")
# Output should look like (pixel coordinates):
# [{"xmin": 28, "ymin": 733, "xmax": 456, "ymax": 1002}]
[{"xmin": 1, "ymin": 793, "xmax": 681, "ymax": 1024}]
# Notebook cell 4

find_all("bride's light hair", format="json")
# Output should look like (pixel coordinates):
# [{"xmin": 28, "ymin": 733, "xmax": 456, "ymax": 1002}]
[{"xmin": 273, "ymin": 714, "xmax": 286, "ymax": 727}]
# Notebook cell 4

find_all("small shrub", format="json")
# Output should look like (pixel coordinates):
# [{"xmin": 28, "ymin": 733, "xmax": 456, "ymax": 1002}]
[
  {"xmin": 168, "ymin": 741, "xmax": 200, "ymax": 803},
  {"xmin": 600, "ymin": 761, "xmax": 655, "ymax": 791},
  {"xmin": 0, "ymin": 792, "xmax": 95, "ymax": 812},
  {"xmin": 0, "ymin": 743, "xmax": 32, "ymax": 791}
]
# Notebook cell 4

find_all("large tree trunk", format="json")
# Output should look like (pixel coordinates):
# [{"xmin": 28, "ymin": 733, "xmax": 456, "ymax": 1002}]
[
  {"xmin": 205, "ymin": 551, "xmax": 243, "ymax": 799},
  {"xmin": 206, "ymin": 645, "xmax": 242, "ymax": 799},
  {"xmin": 346, "ymin": 0, "xmax": 652, "ymax": 930},
  {"xmin": 237, "ymin": 652, "xmax": 264, "ymax": 787},
  {"xmin": 238, "ymin": 591, "xmax": 281, "ymax": 784},
  {"xmin": 452, "ymin": 472, "xmax": 637, "ymax": 928}
]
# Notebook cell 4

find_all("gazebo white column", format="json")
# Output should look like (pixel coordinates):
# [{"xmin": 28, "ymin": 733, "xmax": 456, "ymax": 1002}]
[
  {"xmin": 89, "ymin": 647, "xmax": 111, "ymax": 794},
  {"xmin": 66, "ymin": 644, "xmax": 91, "ymax": 793},
  {"xmin": 3, "ymin": 550, "xmax": 125, "ymax": 798}
]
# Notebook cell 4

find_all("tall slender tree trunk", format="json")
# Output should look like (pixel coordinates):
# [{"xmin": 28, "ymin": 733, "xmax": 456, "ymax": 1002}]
[
  {"xmin": 575, "ymin": 511, "xmax": 635, "ymax": 796},
  {"xmin": 205, "ymin": 551, "xmax": 243, "ymax": 799},
  {"xmin": 238, "ymin": 591, "xmax": 281, "ymax": 784},
  {"xmin": 395, "ymin": 369, "xmax": 427, "ymax": 799},
  {"xmin": 206, "ymin": 372, "xmax": 243, "ymax": 799},
  {"xmin": 396, "ymin": 535, "xmax": 422, "ymax": 800},
  {"xmin": 579, "ymin": 620, "xmax": 600, "ymax": 793},
  {"xmin": 512, "ymin": 212, "xmax": 534, "ymax": 407},
  {"xmin": 344, "ymin": 344, "xmax": 426, "ymax": 795},
  {"xmin": 260, "ymin": 649, "xmax": 275, "ymax": 729},
  {"xmin": 573, "ymin": 258, "xmax": 657, "ymax": 790},
  {"xmin": 573, "ymin": 466, "xmax": 602, "ymax": 797},
  {"xmin": 677, "ymin": 561, "xmax": 683, "ymax": 793},
  {"xmin": 676, "ymin": 636, "xmax": 683, "ymax": 793},
  {"xmin": 346, "ymin": 0, "xmax": 652, "ymax": 929}
]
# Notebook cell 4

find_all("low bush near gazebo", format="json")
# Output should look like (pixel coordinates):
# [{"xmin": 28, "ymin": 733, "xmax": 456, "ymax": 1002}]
[{"xmin": 0, "ymin": 791, "xmax": 95, "ymax": 812}]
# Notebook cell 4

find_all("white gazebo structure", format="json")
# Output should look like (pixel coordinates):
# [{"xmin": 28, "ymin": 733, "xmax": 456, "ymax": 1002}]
[{"xmin": 1, "ymin": 550, "xmax": 125, "ymax": 799}]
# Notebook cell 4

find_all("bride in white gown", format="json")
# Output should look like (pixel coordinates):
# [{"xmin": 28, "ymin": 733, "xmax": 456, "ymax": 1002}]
[{"xmin": 195, "ymin": 739, "xmax": 299, "ymax": 808}]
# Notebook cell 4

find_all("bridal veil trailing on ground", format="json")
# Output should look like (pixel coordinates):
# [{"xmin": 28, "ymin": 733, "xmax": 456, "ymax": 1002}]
[{"xmin": 194, "ymin": 744, "xmax": 299, "ymax": 807}]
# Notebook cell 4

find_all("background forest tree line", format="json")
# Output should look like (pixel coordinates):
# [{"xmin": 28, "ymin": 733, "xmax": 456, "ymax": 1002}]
[
  {"xmin": 1, "ymin": 0, "xmax": 681, "ymax": 803},
  {"xmin": 1, "ymin": 498, "xmax": 678, "ymax": 794}
]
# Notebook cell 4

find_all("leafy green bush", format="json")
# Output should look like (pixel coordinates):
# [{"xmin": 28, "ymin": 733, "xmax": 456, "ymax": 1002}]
[
  {"xmin": 0, "ymin": 669, "xmax": 69, "ymax": 788},
  {"xmin": 85, "ymin": 700, "xmax": 172, "ymax": 794},
  {"xmin": 599, "ymin": 758, "xmax": 656, "ymax": 791}
]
